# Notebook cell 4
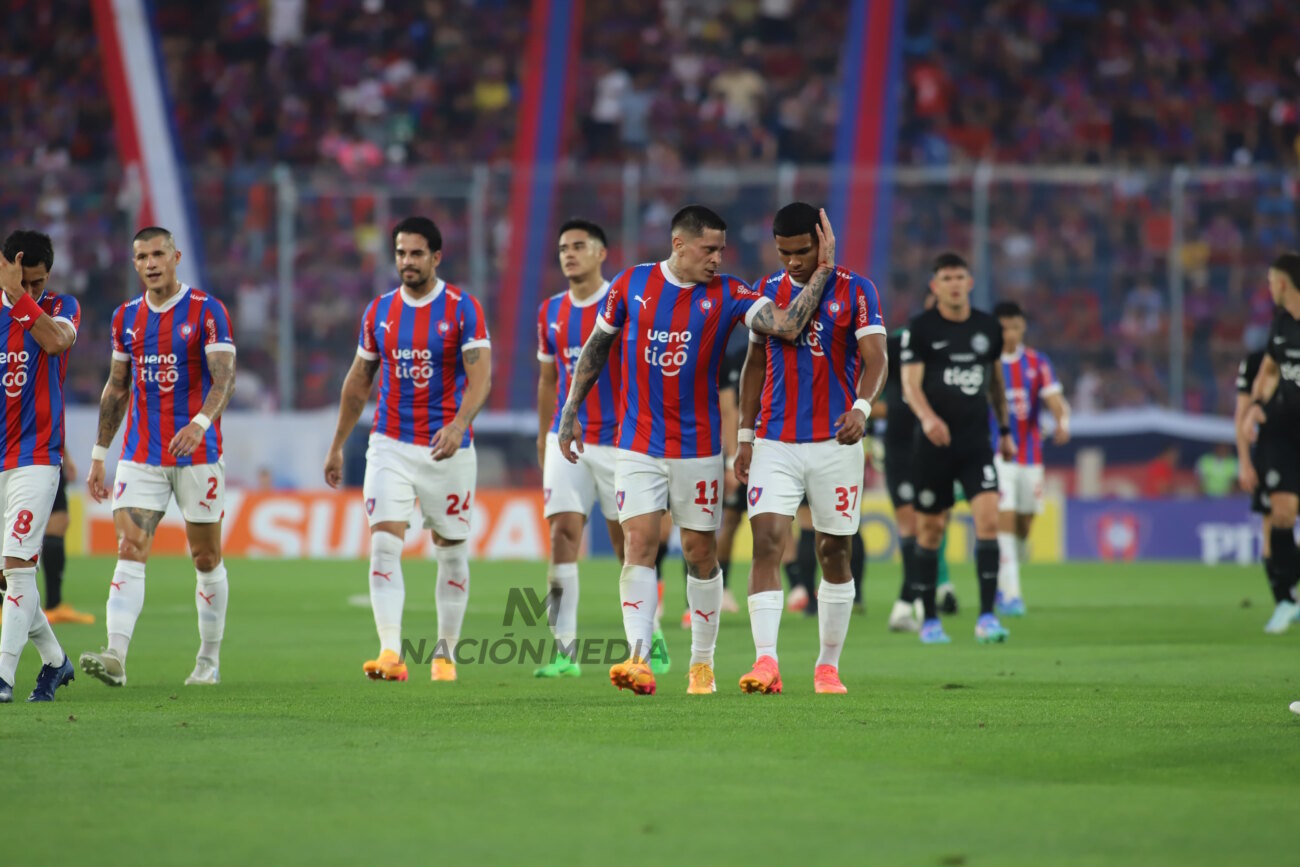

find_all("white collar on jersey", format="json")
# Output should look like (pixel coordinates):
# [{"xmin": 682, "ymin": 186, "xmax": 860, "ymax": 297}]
[
  {"xmin": 145, "ymin": 283, "xmax": 191, "ymax": 314},
  {"xmin": 399, "ymin": 279, "xmax": 445, "ymax": 307},
  {"xmin": 1002, "ymin": 347, "xmax": 1025, "ymax": 363},
  {"xmin": 567, "ymin": 280, "xmax": 609, "ymax": 308},
  {"xmin": 659, "ymin": 261, "xmax": 698, "ymax": 288},
  {"xmin": 2, "ymin": 290, "xmax": 48, "ymax": 309}
]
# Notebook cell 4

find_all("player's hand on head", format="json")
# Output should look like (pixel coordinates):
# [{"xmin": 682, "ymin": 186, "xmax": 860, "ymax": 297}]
[
  {"xmin": 0, "ymin": 250, "xmax": 24, "ymax": 302},
  {"xmin": 323, "ymin": 448, "xmax": 344, "ymax": 489},
  {"xmin": 835, "ymin": 408, "xmax": 868, "ymax": 445},
  {"xmin": 734, "ymin": 442, "xmax": 752, "ymax": 484},
  {"xmin": 168, "ymin": 422, "xmax": 206, "ymax": 459},
  {"xmin": 814, "ymin": 209, "xmax": 835, "ymax": 269}
]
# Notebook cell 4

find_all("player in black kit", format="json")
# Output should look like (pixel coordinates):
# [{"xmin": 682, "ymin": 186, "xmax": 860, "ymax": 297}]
[
  {"xmin": 1242, "ymin": 252, "xmax": 1300, "ymax": 634},
  {"xmin": 900, "ymin": 253, "xmax": 1014, "ymax": 645}
]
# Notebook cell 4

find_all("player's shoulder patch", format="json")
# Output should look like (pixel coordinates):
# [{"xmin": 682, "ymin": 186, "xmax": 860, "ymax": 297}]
[
  {"xmin": 726, "ymin": 274, "xmax": 763, "ymax": 297},
  {"xmin": 443, "ymin": 282, "xmax": 464, "ymax": 302},
  {"xmin": 764, "ymin": 270, "xmax": 785, "ymax": 286},
  {"xmin": 190, "ymin": 288, "xmax": 210, "ymax": 301},
  {"xmin": 124, "ymin": 296, "xmax": 143, "ymax": 309}
]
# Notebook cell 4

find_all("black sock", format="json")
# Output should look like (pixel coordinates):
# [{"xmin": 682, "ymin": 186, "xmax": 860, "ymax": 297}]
[
  {"xmin": 914, "ymin": 544, "xmax": 939, "ymax": 620},
  {"xmin": 654, "ymin": 543, "xmax": 667, "ymax": 582},
  {"xmin": 898, "ymin": 536, "xmax": 917, "ymax": 603},
  {"xmin": 1262, "ymin": 555, "xmax": 1287, "ymax": 604},
  {"xmin": 796, "ymin": 529, "xmax": 817, "ymax": 593},
  {"xmin": 42, "ymin": 535, "xmax": 65, "ymax": 609},
  {"xmin": 850, "ymin": 532, "xmax": 865, "ymax": 602},
  {"xmin": 719, "ymin": 559, "xmax": 730, "ymax": 588},
  {"xmin": 1270, "ymin": 528, "xmax": 1299, "ymax": 604},
  {"xmin": 975, "ymin": 538, "xmax": 999, "ymax": 615}
]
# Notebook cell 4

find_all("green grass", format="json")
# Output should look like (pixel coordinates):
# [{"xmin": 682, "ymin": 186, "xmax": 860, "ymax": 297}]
[{"xmin": 5, "ymin": 557, "xmax": 1297, "ymax": 866}]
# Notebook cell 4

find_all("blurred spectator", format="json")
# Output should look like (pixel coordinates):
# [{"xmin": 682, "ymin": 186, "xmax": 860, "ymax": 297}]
[
  {"xmin": 1195, "ymin": 443, "xmax": 1238, "ymax": 497},
  {"xmin": 1143, "ymin": 445, "xmax": 1181, "ymax": 498}
]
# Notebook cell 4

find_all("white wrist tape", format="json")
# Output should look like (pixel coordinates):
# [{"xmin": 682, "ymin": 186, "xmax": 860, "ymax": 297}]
[
  {"xmin": 91, "ymin": 444, "xmax": 108, "ymax": 462},
  {"xmin": 192, "ymin": 413, "xmax": 212, "ymax": 431},
  {"xmin": 852, "ymin": 399, "xmax": 872, "ymax": 419},
  {"xmin": 737, "ymin": 428, "xmax": 756, "ymax": 445}
]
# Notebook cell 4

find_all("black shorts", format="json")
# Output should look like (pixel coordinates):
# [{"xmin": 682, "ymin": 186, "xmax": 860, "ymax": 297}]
[
  {"xmin": 52, "ymin": 473, "xmax": 68, "ymax": 513},
  {"xmin": 1262, "ymin": 431, "xmax": 1300, "ymax": 498},
  {"xmin": 911, "ymin": 433, "xmax": 998, "ymax": 515},
  {"xmin": 1250, "ymin": 441, "xmax": 1272, "ymax": 514},
  {"xmin": 724, "ymin": 482, "xmax": 747, "ymax": 512},
  {"xmin": 883, "ymin": 438, "xmax": 915, "ymax": 510}
]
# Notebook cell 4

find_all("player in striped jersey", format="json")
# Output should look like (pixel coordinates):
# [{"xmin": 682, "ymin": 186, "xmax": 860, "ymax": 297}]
[
  {"xmin": 989, "ymin": 301, "xmax": 1069, "ymax": 616},
  {"xmin": 324, "ymin": 216, "xmax": 492, "ymax": 684},
  {"xmin": 81, "ymin": 227, "xmax": 237, "ymax": 689},
  {"xmin": 0, "ymin": 231, "xmax": 79, "ymax": 703},
  {"xmin": 733, "ymin": 202, "xmax": 888, "ymax": 695},
  {"xmin": 534, "ymin": 219, "xmax": 621, "ymax": 678},
  {"xmin": 559, "ymin": 204, "xmax": 838, "ymax": 696}
]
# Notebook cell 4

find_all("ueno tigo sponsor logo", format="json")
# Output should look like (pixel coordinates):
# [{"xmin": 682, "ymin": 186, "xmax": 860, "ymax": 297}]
[
  {"xmin": 139, "ymin": 353, "xmax": 180, "ymax": 393},
  {"xmin": 0, "ymin": 350, "xmax": 29, "ymax": 398},
  {"xmin": 644, "ymin": 328, "xmax": 693, "ymax": 376},
  {"xmin": 390, "ymin": 347, "xmax": 435, "ymax": 387}
]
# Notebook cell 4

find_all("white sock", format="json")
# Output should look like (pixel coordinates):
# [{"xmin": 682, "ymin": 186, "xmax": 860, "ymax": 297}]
[
  {"xmin": 687, "ymin": 568, "xmax": 724, "ymax": 665},
  {"xmin": 28, "ymin": 606, "xmax": 64, "ymax": 666},
  {"xmin": 195, "ymin": 561, "xmax": 229, "ymax": 663},
  {"xmin": 747, "ymin": 589, "xmax": 783, "ymax": 662},
  {"xmin": 618, "ymin": 564, "xmax": 658, "ymax": 662},
  {"xmin": 1016, "ymin": 536, "xmax": 1029, "ymax": 567},
  {"xmin": 369, "ymin": 531, "xmax": 405, "ymax": 654},
  {"xmin": 0, "ymin": 568, "xmax": 39, "ymax": 683},
  {"xmin": 815, "ymin": 580, "xmax": 854, "ymax": 668},
  {"xmin": 548, "ymin": 562, "xmax": 579, "ymax": 654},
  {"xmin": 998, "ymin": 531, "xmax": 1021, "ymax": 599},
  {"xmin": 106, "ymin": 560, "xmax": 146, "ymax": 661},
  {"xmin": 434, "ymin": 543, "xmax": 470, "ymax": 656}
]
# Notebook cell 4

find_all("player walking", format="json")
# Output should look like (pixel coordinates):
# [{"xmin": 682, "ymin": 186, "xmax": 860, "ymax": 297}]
[
  {"xmin": 559, "ymin": 205, "xmax": 838, "ymax": 696},
  {"xmin": 324, "ymin": 217, "xmax": 491, "ymax": 683},
  {"xmin": 900, "ymin": 253, "xmax": 1014, "ymax": 645},
  {"xmin": 81, "ymin": 227, "xmax": 236, "ymax": 687},
  {"xmin": 0, "ymin": 231, "xmax": 80, "ymax": 703},
  {"xmin": 733, "ymin": 202, "xmax": 888, "ymax": 694},
  {"xmin": 534, "ymin": 219, "xmax": 621, "ymax": 678}
]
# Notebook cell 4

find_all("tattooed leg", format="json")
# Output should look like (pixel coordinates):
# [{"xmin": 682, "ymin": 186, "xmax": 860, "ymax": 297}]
[{"xmin": 113, "ymin": 508, "xmax": 165, "ymax": 563}]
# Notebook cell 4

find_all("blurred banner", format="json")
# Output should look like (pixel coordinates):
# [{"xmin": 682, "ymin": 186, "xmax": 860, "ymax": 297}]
[{"xmin": 1065, "ymin": 497, "xmax": 1267, "ymax": 564}]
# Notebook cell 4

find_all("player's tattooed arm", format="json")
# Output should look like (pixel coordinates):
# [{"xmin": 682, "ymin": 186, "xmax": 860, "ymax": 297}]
[
  {"xmin": 197, "ymin": 350, "xmax": 236, "ymax": 422},
  {"xmin": 324, "ymin": 355, "xmax": 379, "ymax": 487},
  {"xmin": 733, "ymin": 339, "xmax": 767, "ymax": 484},
  {"xmin": 430, "ymin": 346, "xmax": 492, "ymax": 461},
  {"xmin": 557, "ymin": 327, "xmax": 618, "ymax": 462},
  {"xmin": 749, "ymin": 208, "xmax": 837, "ymax": 340},
  {"xmin": 989, "ymin": 362, "xmax": 1016, "ymax": 460}
]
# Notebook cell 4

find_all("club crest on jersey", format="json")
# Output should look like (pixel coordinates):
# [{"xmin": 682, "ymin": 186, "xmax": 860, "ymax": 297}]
[
  {"xmin": 697, "ymin": 298, "xmax": 714, "ymax": 314},
  {"xmin": 365, "ymin": 498, "xmax": 375, "ymax": 515},
  {"xmin": 971, "ymin": 333, "xmax": 990, "ymax": 354},
  {"xmin": 616, "ymin": 490, "xmax": 625, "ymax": 510},
  {"xmin": 748, "ymin": 487, "xmax": 763, "ymax": 506},
  {"xmin": 437, "ymin": 320, "xmax": 452, "ymax": 335},
  {"xmin": 827, "ymin": 301, "xmax": 842, "ymax": 315},
  {"xmin": 180, "ymin": 323, "xmax": 193, "ymax": 338}
]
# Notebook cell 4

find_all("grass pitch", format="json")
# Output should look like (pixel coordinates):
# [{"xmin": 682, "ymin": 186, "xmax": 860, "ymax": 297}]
[{"xmin": 4, "ymin": 556, "xmax": 1296, "ymax": 866}]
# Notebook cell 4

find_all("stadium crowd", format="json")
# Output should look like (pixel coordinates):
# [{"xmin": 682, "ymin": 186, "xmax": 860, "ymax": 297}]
[{"xmin": 2, "ymin": 0, "xmax": 1299, "ymax": 415}]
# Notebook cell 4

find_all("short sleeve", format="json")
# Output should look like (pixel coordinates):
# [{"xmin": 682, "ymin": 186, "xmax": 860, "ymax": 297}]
[
  {"xmin": 1236, "ymin": 356, "xmax": 1255, "ymax": 394},
  {"xmin": 111, "ymin": 305, "xmax": 129, "ymax": 362},
  {"xmin": 537, "ymin": 301, "xmax": 555, "ymax": 362},
  {"xmin": 1266, "ymin": 316, "xmax": 1282, "ymax": 362},
  {"xmin": 460, "ymin": 294, "xmax": 491, "ymax": 351},
  {"xmin": 356, "ymin": 300, "xmax": 379, "ymax": 361},
  {"xmin": 853, "ymin": 277, "xmax": 886, "ymax": 339},
  {"xmin": 597, "ymin": 271, "xmax": 629, "ymax": 334},
  {"xmin": 727, "ymin": 278, "xmax": 771, "ymax": 329},
  {"xmin": 202, "ymin": 297, "xmax": 236, "ymax": 354},
  {"xmin": 51, "ymin": 295, "xmax": 80, "ymax": 344},
  {"xmin": 899, "ymin": 316, "xmax": 926, "ymax": 365},
  {"xmin": 1037, "ymin": 352, "xmax": 1062, "ymax": 397}
]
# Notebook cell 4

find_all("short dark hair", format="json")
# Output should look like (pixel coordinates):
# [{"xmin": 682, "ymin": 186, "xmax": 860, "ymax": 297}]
[
  {"xmin": 133, "ymin": 226, "xmax": 174, "ymax": 246},
  {"xmin": 670, "ymin": 205, "xmax": 726, "ymax": 238},
  {"xmin": 1271, "ymin": 252, "xmax": 1300, "ymax": 292},
  {"xmin": 392, "ymin": 216, "xmax": 442, "ymax": 253},
  {"xmin": 932, "ymin": 252, "xmax": 969, "ymax": 274},
  {"xmin": 772, "ymin": 202, "xmax": 819, "ymax": 239},
  {"xmin": 2, "ymin": 229, "xmax": 54, "ymax": 272},
  {"xmin": 557, "ymin": 218, "xmax": 607, "ymax": 247},
  {"xmin": 993, "ymin": 300, "xmax": 1024, "ymax": 319}
]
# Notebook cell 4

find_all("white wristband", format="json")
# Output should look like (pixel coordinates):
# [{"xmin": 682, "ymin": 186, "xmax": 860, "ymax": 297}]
[
  {"xmin": 737, "ymin": 428, "xmax": 755, "ymax": 445},
  {"xmin": 192, "ymin": 413, "xmax": 212, "ymax": 431},
  {"xmin": 90, "ymin": 444, "xmax": 108, "ymax": 462},
  {"xmin": 852, "ymin": 399, "xmax": 872, "ymax": 419},
  {"xmin": 725, "ymin": 454, "xmax": 737, "ymax": 471}
]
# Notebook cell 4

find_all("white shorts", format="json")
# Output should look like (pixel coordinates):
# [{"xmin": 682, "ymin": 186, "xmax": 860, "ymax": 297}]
[
  {"xmin": 995, "ymin": 457, "xmax": 1045, "ymax": 515},
  {"xmin": 114, "ymin": 460, "xmax": 226, "ymax": 524},
  {"xmin": 363, "ymin": 433, "xmax": 477, "ymax": 540},
  {"xmin": 543, "ymin": 433, "xmax": 618, "ymax": 522},
  {"xmin": 615, "ymin": 449, "xmax": 723, "ymax": 532},
  {"xmin": 746, "ymin": 439, "xmax": 865, "ymax": 535},
  {"xmin": 0, "ymin": 465, "xmax": 60, "ymax": 561}
]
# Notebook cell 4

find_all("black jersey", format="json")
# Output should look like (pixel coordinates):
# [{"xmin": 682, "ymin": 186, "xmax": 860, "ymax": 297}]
[
  {"xmin": 883, "ymin": 328, "xmax": 917, "ymax": 443},
  {"xmin": 720, "ymin": 347, "xmax": 746, "ymax": 394},
  {"xmin": 1265, "ymin": 308, "xmax": 1300, "ymax": 421},
  {"xmin": 899, "ymin": 307, "xmax": 1004, "ymax": 432}
]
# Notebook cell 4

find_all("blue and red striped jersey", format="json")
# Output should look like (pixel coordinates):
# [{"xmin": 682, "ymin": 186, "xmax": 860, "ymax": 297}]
[
  {"xmin": 358, "ymin": 281, "xmax": 490, "ymax": 449},
  {"xmin": 990, "ymin": 346, "xmax": 1060, "ymax": 465},
  {"xmin": 596, "ymin": 261, "xmax": 770, "ymax": 459},
  {"xmin": 0, "ymin": 292, "xmax": 79, "ymax": 469},
  {"xmin": 112, "ymin": 285, "xmax": 233, "ymax": 467},
  {"xmin": 753, "ymin": 268, "xmax": 886, "ymax": 443},
  {"xmin": 537, "ymin": 282, "xmax": 621, "ymax": 445}
]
